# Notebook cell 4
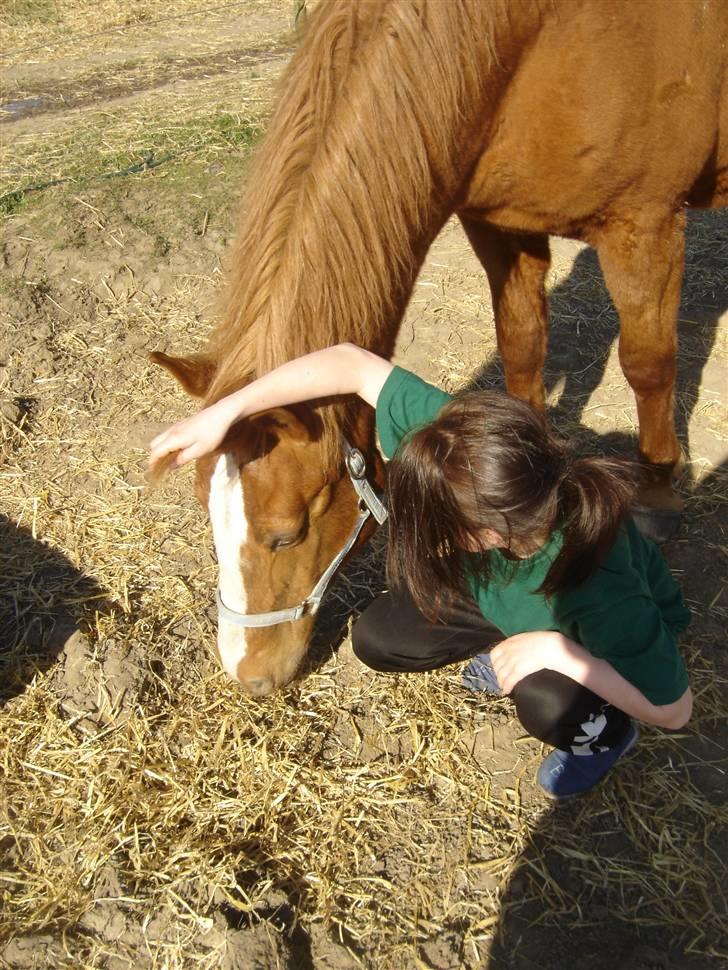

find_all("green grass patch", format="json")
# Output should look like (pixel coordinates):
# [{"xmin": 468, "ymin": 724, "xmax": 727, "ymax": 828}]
[
  {"xmin": 0, "ymin": 190, "xmax": 27, "ymax": 218},
  {"xmin": 205, "ymin": 112, "xmax": 263, "ymax": 150},
  {"xmin": 0, "ymin": 111, "xmax": 264, "ymax": 210}
]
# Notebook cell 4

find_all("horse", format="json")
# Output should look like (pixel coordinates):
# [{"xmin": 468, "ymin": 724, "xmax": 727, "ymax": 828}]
[{"xmin": 152, "ymin": 0, "xmax": 728, "ymax": 695}]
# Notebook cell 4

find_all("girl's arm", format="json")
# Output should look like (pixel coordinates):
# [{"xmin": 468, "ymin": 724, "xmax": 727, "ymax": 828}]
[
  {"xmin": 490, "ymin": 631, "xmax": 693, "ymax": 729},
  {"xmin": 149, "ymin": 343, "xmax": 393, "ymax": 470}
]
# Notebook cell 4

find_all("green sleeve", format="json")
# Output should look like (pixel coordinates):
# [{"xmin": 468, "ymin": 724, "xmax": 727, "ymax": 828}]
[
  {"xmin": 638, "ymin": 526, "xmax": 692, "ymax": 635},
  {"xmin": 375, "ymin": 366, "xmax": 453, "ymax": 459},
  {"xmin": 554, "ymin": 527, "xmax": 690, "ymax": 706},
  {"xmin": 563, "ymin": 597, "xmax": 689, "ymax": 706}
]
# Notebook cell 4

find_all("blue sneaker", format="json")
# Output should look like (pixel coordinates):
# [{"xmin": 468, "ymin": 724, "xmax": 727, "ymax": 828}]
[
  {"xmin": 537, "ymin": 723, "xmax": 639, "ymax": 800},
  {"xmin": 461, "ymin": 652, "xmax": 503, "ymax": 696}
]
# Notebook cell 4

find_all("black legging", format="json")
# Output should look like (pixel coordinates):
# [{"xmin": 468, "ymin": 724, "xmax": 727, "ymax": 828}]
[{"xmin": 352, "ymin": 587, "xmax": 631, "ymax": 754}]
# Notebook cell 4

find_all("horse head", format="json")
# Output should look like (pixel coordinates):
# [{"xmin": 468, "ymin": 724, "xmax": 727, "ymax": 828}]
[{"xmin": 152, "ymin": 351, "xmax": 385, "ymax": 695}]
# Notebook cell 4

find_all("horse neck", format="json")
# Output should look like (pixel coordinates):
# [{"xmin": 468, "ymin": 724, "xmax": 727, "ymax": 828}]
[{"xmin": 208, "ymin": 0, "xmax": 542, "ymax": 464}]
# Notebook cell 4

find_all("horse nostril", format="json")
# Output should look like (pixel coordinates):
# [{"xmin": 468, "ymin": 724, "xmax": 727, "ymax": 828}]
[{"xmin": 243, "ymin": 677, "xmax": 274, "ymax": 696}]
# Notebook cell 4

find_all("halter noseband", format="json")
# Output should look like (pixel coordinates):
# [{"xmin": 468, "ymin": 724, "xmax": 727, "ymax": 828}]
[{"xmin": 216, "ymin": 441, "xmax": 387, "ymax": 628}]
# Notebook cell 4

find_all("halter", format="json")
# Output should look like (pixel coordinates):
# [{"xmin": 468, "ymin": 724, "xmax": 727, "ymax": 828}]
[{"xmin": 215, "ymin": 441, "xmax": 388, "ymax": 628}]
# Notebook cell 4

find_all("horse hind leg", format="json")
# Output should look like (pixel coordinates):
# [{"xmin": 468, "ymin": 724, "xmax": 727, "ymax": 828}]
[
  {"xmin": 596, "ymin": 212, "xmax": 686, "ymax": 541},
  {"xmin": 459, "ymin": 217, "xmax": 550, "ymax": 409}
]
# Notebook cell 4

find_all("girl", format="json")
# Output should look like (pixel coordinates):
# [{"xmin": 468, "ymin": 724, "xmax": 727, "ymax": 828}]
[{"xmin": 149, "ymin": 343, "xmax": 692, "ymax": 800}]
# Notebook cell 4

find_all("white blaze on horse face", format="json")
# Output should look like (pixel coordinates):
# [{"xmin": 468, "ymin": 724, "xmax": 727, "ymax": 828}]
[{"xmin": 208, "ymin": 454, "xmax": 249, "ymax": 680}]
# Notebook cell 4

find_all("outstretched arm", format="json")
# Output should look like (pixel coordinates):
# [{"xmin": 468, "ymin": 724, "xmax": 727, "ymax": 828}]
[
  {"xmin": 149, "ymin": 343, "xmax": 393, "ymax": 471},
  {"xmin": 490, "ymin": 631, "xmax": 693, "ymax": 729}
]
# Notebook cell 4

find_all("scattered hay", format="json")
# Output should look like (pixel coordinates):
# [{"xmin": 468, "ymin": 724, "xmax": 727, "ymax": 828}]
[
  {"xmin": 0, "ymin": 3, "xmax": 727, "ymax": 968},
  {"xmin": 1, "ymin": 66, "xmax": 281, "ymax": 202},
  {"xmin": 0, "ymin": 1, "xmax": 298, "ymax": 69},
  {"xmin": 1, "ymin": 205, "xmax": 726, "ymax": 966}
]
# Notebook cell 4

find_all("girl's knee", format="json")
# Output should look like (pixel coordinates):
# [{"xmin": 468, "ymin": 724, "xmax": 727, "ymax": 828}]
[
  {"xmin": 512, "ymin": 668, "xmax": 629, "ymax": 750},
  {"xmin": 512, "ymin": 669, "xmax": 570, "ymax": 740},
  {"xmin": 351, "ymin": 609, "xmax": 397, "ymax": 672},
  {"xmin": 351, "ymin": 621, "xmax": 377, "ymax": 670}
]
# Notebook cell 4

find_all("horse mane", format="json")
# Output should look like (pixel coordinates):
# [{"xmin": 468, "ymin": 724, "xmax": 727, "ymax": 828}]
[{"xmin": 207, "ymin": 0, "xmax": 510, "ymax": 471}]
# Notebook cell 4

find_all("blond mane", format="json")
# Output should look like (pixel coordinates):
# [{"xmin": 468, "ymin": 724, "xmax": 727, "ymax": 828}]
[{"xmin": 208, "ymin": 0, "xmax": 511, "ymax": 467}]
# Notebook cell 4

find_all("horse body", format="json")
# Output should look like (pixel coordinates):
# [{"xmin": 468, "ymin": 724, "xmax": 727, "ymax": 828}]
[
  {"xmin": 460, "ymin": 0, "xmax": 727, "ymax": 483},
  {"xmin": 155, "ymin": 0, "xmax": 728, "ymax": 693},
  {"xmin": 468, "ymin": 1, "xmax": 727, "ymax": 233}
]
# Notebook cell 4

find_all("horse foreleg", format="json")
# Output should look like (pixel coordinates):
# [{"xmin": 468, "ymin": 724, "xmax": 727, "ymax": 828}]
[
  {"xmin": 596, "ymin": 212, "xmax": 686, "ymax": 539},
  {"xmin": 459, "ymin": 217, "xmax": 550, "ymax": 409}
]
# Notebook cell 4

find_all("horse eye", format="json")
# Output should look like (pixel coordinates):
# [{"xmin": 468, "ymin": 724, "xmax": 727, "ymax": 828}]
[{"xmin": 269, "ymin": 532, "xmax": 301, "ymax": 552}]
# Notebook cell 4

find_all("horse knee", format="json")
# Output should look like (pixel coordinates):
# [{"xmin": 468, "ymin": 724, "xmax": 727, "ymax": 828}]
[{"xmin": 619, "ymin": 344, "xmax": 676, "ymax": 397}]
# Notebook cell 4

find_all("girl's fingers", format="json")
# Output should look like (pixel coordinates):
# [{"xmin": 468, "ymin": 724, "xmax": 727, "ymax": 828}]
[
  {"xmin": 499, "ymin": 671, "xmax": 515, "ymax": 694},
  {"xmin": 149, "ymin": 434, "xmax": 179, "ymax": 458},
  {"xmin": 495, "ymin": 674, "xmax": 510, "ymax": 694},
  {"xmin": 150, "ymin": 419, "xmax": 192, "ymax": 449},
  {"xmin": 174, "ymin": 445, "xmax": 199, "ymax": 467},
  {"xmin": 148, "ymin": 424, "xmax": 221, "ymax": 471},
  {"xmin": 149, "ymin": 439, "xmax": 172, "ymax": 461},
  {"xmin": 148, "ymin": 440, "xmax": 183, "ymax": 469},
  {"xmin": 491, "ymin": 651, "xmax": 517, "ymax": 694}
]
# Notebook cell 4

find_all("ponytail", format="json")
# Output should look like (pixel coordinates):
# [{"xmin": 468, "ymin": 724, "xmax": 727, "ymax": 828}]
[{"xmin": 539, "ymin": 456, "xmax": 638, "ymax": 596}]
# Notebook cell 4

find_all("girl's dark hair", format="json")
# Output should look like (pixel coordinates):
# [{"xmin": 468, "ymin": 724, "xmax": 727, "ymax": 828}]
[{"xmin": 386, "ymin": 390, "xmax": 638, "ymax": 621}]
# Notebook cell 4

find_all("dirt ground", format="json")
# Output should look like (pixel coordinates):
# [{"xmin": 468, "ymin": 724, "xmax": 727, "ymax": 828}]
[{"xmin": 1, "ymin": 3, "xmax": 727, "ymax": 969}]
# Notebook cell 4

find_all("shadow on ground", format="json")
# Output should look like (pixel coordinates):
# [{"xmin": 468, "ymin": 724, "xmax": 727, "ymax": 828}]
[
  {"xmin": 0, "ymin": 514, "xmax": 113, "ymax": 704},
  {"xmin": 486, "ymin": 463, "xmax": 727, "ymax": 970},
  {"xmin": 479, "ymin": 209, "xmax": 728, "ymax": 969}
]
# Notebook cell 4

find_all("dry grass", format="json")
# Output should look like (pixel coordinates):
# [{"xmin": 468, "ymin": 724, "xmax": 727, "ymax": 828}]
[
  {"xmin": 1, "ymin": 2, "xmax": 727, "ymax": 968},
  {"xmin": 1, "ymin": 215, "xmax": 726, "ymax": 967},
  {"xmin": 0, "ymin": 71, "xmax": 277, "ymax": 205},
  {"xmin": 0, "ymin": 1, "xmax": 297, "ymax": 68}
]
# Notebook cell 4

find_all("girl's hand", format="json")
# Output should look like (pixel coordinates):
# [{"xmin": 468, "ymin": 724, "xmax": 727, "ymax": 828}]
[
  {"xmin": 490, "ymin": 631, "xmax": 575, "ymax": 695},
  {"xmin": 148, "ymin": 402, "xmax": 232, "ymax": 472}
]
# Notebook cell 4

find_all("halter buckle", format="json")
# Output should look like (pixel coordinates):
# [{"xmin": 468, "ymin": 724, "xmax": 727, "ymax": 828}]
[{"xmin": 345, "ymin": 447, "xmax": 366, "ymax": 480}]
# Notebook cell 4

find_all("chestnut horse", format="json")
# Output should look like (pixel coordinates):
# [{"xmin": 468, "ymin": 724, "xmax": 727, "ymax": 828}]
[{"xmin": 153, "ymin": 0, "xmax": 728, "ymax": 694}]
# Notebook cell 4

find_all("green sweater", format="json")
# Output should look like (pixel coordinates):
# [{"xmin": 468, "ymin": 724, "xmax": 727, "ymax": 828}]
[{"xmin": 376, "ymin": 366, "xmax": 691, "ymax": 706}]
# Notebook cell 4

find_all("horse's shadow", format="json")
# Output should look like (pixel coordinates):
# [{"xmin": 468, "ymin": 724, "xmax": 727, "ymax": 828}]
[{"xmin": 0, "ymin": 514, "xmax": 112, "ymax": 705}]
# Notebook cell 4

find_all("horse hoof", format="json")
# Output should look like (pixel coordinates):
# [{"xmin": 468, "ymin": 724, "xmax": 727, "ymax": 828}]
[{"xmin": 629, "ymin": 505, "xmax": 682, "ymax": 543}]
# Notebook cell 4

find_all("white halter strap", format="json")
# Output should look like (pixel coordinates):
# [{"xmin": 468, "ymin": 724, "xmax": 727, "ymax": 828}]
[{"xmin": 216, "ymin": 440, "xmax": 387, "ymax": 628}]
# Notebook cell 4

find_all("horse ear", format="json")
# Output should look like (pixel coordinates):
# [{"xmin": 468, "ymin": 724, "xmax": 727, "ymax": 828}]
[{"xmin": 150, "ymin": 351, "xmax": 216, "ymax": 398}]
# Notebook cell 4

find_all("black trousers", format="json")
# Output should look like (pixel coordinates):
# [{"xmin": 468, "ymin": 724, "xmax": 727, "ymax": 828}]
[{"xmin": 352, "ymin": 587, "xmax": 631, "ymax": 754}]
